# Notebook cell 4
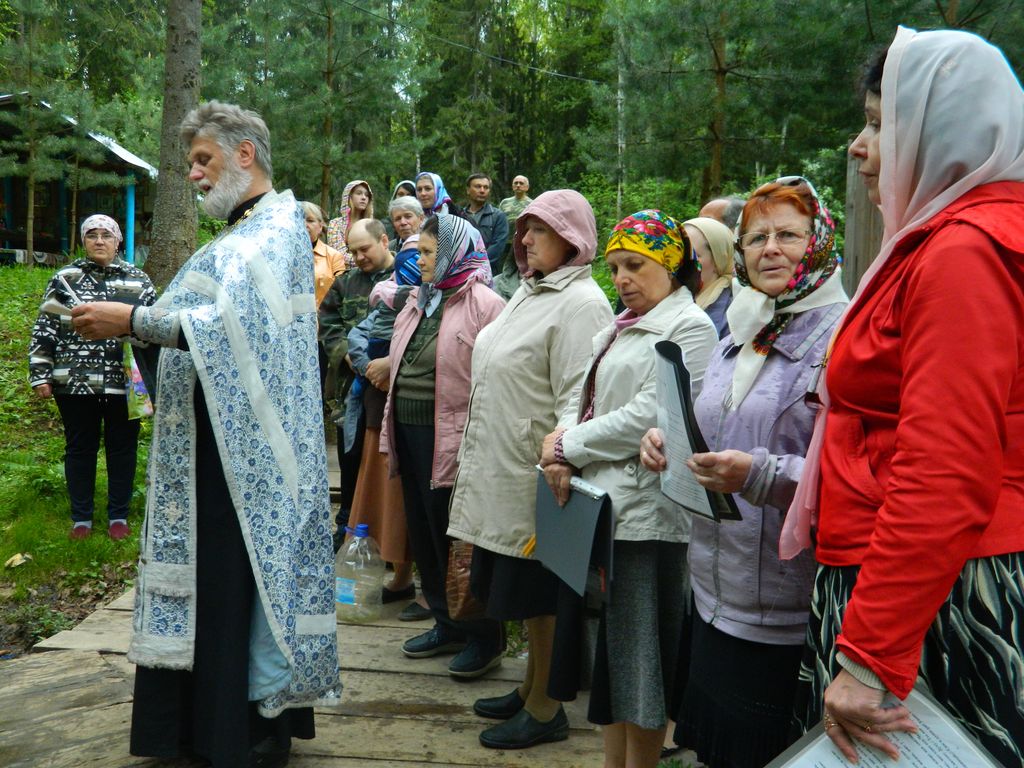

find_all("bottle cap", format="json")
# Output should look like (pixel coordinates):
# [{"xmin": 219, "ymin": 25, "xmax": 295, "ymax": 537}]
[{"xmin": 355, "ymin": 523, "xmax": 369, "ymax": 538}]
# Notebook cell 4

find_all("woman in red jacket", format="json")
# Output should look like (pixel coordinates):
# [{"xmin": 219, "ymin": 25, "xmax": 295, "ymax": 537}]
[{"xmin": 785, "ymin": 27, "xmax": 1024, "ymax": 766}]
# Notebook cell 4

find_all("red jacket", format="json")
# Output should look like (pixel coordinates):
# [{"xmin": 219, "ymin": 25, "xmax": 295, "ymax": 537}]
[{"xmin": 817, "ymin": 181, "xmax": 1024, "ymax": 698}]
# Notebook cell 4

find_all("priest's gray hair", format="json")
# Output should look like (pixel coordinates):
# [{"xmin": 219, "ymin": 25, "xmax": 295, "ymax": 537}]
[
  {"xmin": 388, "ymin": 195, "xmax": 424, "ymax": 218},
  {"xmin": 180, "ymin": 100, "xmax": 273, "ymax": 179}
]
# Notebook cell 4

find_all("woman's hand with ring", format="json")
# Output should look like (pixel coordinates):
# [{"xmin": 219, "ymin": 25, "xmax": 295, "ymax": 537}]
[
  {"xmin": 639, "ymin": 428, "xmax": 667, "ymax": 472},
  {"xmin": 822, "ymin": 669, "xmax": 917, "ymax": 762}
]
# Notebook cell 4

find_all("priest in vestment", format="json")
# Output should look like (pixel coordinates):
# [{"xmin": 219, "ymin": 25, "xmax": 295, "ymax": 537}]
[{"xmin": 72, "ymin": 101, "xmax": 341, "ymax": 768}]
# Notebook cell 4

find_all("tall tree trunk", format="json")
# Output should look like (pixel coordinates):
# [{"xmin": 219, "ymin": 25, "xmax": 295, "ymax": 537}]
[
  {"xmin": 69, "ymin": 155, "xmax": 80, "ymax": 254},
  {"xmin": 708, "ymin": 18, "xmax": 727, "ymax": 198},
  {"xmin": 145, "ymin": 0, "xmax": 201, "ymax": 290},
  {"xmin": 320, "ymin": 0, "xmax": 335, "ymax": 214}
]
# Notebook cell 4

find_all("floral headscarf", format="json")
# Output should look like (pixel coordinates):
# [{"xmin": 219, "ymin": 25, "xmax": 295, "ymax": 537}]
[
  {"xmin": 80, "ymin": 214, "xmax": 123, "ymax": 244},
  {"xmin": 725, "ymin": 175, "xmax": 847, "ymax": 407},
  {"xmin": 326, "ymin": 180, "xmax": 374, "ymax": 265},
  {"xmin": 605, "ymin": 209, "xmax": 693, "ymax": 273},
  {"xmin": 417, "ymin": 214, "xmax": 492, "ymax": 317},
  {"xmin": 415, "ymin": 172, "xmax": 453, "ymax": 215}
]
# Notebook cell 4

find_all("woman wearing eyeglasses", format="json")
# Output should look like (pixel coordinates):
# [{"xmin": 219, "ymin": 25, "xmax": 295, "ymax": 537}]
[
  {"xmin": 29, "ymin": 214, "xmax": 156, "ymax": 541},
  {"xmin": 640, "ymin": 177, "xmax": 848, "ymax": 768}
]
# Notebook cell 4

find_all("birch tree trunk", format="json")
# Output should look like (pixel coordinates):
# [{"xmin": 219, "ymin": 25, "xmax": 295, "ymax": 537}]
[{"xmin": 144, "ymin": 0, "xmax": 200, "ymax": 290}]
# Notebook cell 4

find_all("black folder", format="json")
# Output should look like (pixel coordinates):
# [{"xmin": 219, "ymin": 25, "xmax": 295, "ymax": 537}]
[{"xmin": 533, "ymin": 469, "xmax": 613, "ymax": 601}]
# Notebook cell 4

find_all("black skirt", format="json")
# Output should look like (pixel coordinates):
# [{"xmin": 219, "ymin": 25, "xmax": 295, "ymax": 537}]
[
  {"xmin": 129, "ymin": 387, "xmax": 314, "ymax": 768},
  {"xmin": 470, "ymin": 544, "xmax": 560, "ymax": 621},
  {"xmin": 675, "ymin": 607, "xmax": 803, "ymax": 768}
]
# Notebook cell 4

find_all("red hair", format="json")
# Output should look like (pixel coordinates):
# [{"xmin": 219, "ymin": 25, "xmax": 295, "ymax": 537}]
[{"xmin": 739, "ymin": 182, "xmax": 815, "ymax": 233}]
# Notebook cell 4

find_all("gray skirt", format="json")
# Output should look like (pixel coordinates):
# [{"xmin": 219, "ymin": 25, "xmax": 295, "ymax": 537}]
[
  {"xmin": 794, "ymin": 553, "xmax": 1024, "ymax": 768},
  {"xmin": 587, "ymin": 539, "xmax": 689, "ymax": 730}
]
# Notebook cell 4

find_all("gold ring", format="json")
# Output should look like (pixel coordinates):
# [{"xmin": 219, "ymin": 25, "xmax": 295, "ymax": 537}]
[
  {"xmin": 823, "ymin": 713, "xmax": 836, "ymax": 731},
  {"xmin": 862, "ymin": 722, "xmax": 873, "ymax": 733}
]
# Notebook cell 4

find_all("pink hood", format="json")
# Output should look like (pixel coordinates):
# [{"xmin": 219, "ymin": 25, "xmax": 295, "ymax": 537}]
[{"xmin": 512, "ymin": 189, "xmax": 598, "ymax": 276}]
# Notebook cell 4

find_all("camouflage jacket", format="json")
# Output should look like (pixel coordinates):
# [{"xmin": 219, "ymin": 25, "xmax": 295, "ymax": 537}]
[{"xmin": 317, "ymin": 264, "xmax": 395, "ymax": 403}]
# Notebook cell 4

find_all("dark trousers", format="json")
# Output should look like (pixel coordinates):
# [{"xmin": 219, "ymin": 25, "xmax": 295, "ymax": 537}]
[
  {"xmin": 394, "ymin": 421, "xmax": 502, "ymax": 651},
  {"xmin": 54, "ymin": 393, "xmax": 140, "ymax": 524},
  {"xmin": 335, "ymin": 408, "xmax": 365, "ymax": 530}
]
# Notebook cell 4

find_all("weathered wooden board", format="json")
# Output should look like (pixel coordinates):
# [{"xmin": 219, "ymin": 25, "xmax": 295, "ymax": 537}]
[
  {"xmin": 337, "ymin": 624, "xmax": 526, "ymax": 683},
  {"xmin": 33, "ymin": 608, "xmax": 132, "ymax": 654},
  {"xmin": 105, "ymin": 589, "xmax": 136, "ymax": 612},
  {"xmin": 0, "ymin": 650, "xmax": 132, "ymax": 731},
  {"xmin": 321, "ymin": 669, "xmax": 596, "ymax": 729},
  {"xmin": 297, "ymin": 711, "xmax": 604, "ymax": 767}
]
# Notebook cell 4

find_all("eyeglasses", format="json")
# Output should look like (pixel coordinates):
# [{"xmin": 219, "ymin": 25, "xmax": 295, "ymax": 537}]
[
  {"xmin": 84, "ymin": 232, "xmax": 116, "ymax": 242},
  {"xmin": 738, "ymin": 229, "xmax": 810, "ymax": 251}
]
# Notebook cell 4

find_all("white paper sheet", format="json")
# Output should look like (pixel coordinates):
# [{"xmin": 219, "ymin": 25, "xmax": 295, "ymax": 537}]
[{"xmin": 767, "ymin": 688, "xmax": 1001, "ymax": 768}]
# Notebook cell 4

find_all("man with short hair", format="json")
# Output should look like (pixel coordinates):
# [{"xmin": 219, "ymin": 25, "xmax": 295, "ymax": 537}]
[
  {"xmin": 698, "ymin": 195, "xmax": 745, "ymax": 230},
  {"xmin": 463, "ymin": 172, "xmax": 508, "ymax": 274},
  {"xmin": 498, "ymin": 174, "xmax": 532, "ymax": 228},
  {"xmin": 319, "ymin": 218, "xmax": 396, "ymax": 550},
  {"xmin": 494, "ymin": 174, "xmax": 533, "ymax": 299},
  {"xmin": 70, "ymin": 100, "xmax": 341, "ymax": 768}
]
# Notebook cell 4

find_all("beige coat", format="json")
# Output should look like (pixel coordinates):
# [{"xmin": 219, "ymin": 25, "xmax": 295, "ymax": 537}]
[
  {"xmin": 446, "ymin": 264, "xmax": 613, "ymax": 557},
  {"xmin": 558, "ymin": 287, "xmax": 718, "ymax": 543}
]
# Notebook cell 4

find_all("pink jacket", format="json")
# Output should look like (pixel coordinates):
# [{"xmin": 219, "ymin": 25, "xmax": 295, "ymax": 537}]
[{"xmin": 380, "ymin": 275, "xmax": 505, "ymax": 487}]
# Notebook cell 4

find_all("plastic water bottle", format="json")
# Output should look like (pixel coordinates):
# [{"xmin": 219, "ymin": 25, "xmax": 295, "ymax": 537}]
[{"xmin": 335, "ymin": 523, "xmax": 385, "ymax": 622}]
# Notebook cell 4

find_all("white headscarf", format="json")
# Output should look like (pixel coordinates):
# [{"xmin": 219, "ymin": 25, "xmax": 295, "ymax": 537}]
[
  {"xmin": 855, "ymin": 25, "xmax": 1024, "ymax": 305},
  {"xmin": 781, "ymin": 26, "xmax": 1024, "ymax": 559},
  {"xmin": 80, "ymin": 214, "xmax": 123, "ymax": 243}
]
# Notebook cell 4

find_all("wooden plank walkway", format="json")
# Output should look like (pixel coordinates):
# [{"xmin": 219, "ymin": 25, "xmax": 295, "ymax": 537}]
[{"xmin": 2, "ymin": 590, "xmax": 611, "ymax": 767}]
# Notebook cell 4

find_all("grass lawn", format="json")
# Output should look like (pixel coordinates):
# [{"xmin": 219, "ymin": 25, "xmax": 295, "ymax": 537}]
[{"xmin": 0, "ymin": 265, "xmax": 145, "ymax": 656}]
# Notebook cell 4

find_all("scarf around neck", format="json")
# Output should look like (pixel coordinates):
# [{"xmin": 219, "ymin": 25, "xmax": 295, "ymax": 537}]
[{"xmin": 726, "ymin": 175, "xmax": 846, "ymax": 408}]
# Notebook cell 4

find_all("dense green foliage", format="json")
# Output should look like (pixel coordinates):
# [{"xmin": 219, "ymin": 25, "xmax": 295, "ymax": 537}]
[{"xmin": 2, "ymin": 0, "xmax": 1022, "ymax": 232}]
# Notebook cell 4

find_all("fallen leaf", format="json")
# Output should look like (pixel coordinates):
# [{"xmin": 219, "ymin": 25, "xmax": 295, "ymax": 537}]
[{"xmin": 3, "ymin": 553, "xmax": 33, "ymax": 569}]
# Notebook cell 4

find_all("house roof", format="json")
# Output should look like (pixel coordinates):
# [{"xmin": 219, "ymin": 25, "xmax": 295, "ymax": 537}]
[{"xmin": 0, "ymin": 93, "xmax": 157, "ymax": 179}]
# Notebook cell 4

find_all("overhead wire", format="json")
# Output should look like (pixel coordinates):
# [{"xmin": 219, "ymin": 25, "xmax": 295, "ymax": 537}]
[{"xmin": 330, "ymin": 0, "xmax": 604, "ymax": 84}]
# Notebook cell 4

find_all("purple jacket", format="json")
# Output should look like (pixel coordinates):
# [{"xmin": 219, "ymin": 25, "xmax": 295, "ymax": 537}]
[{"xmin": 688, "ymin": 302, "xmax": 845, "ymax": 645}]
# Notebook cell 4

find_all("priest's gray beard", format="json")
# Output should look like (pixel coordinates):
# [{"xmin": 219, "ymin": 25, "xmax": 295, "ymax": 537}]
[{"xmin": 200, "ymin": 157, "xmax": 252, "ymax": 220}]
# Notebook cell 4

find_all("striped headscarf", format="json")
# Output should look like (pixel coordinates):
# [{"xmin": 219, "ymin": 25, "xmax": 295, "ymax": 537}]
[
  {"xmin": 605, "ymin": 209, "xmax": 692, "ymax": 273},
  {"xmin": 417, "ymin": 214, "xmax": 492, "ymax": 317}
]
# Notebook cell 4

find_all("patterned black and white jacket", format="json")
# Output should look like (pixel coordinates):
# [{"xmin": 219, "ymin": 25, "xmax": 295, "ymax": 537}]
[{"xmin": 29, "ymin": 257, "xmax": 157, "ymax": 396}]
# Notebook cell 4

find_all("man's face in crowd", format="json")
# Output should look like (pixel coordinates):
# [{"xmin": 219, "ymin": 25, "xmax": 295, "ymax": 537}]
[
  {"xmin": 467, "ymin": 177, "xmax": 491, "ymax": 206},
  {"xmin": 347, "ymin": 228, "xmax": 390, "ymax": 273},
  {"xmin": 512, "ymin": 176, "xmax": 529, "ymax": 195}
]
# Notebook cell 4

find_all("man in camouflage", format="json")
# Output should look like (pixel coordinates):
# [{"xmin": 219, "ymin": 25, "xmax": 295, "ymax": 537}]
[{"xmin": 318, "ymin": 218, "xmax": 395, "ymax": 549}]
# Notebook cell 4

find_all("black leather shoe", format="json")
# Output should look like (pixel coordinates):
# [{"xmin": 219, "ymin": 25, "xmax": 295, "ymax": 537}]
[
  {"xmin": 382, "ymin": 583, "xmax": 415, "ymax": 603},
  {"xmin": 398, "ymin": 602, "xmax": 432, "ymax": 621},
  {"xmin": 473, "ymin": 688, "xmax": 524, "ymax": 719},
  {"xmin": 448, "ymin": 642, "xmax": 502, "ymax": 679},
  {"xmin": 402, "ymin": 626, "xmax": 466, "ymax": 658},
  {"xmin": 249, "ymin": 736, "xmax": 290, "ymax": 768},
  {"xmin": 479, "ymin": 706, "xmax": 569, "ymax": 749}
]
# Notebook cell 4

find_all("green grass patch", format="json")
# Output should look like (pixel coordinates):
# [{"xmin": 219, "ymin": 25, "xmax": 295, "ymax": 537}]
[{"xmin": 0, "ymin": 265, "xmax": 145, "ymax": 654}]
